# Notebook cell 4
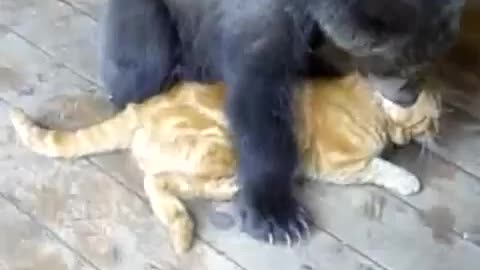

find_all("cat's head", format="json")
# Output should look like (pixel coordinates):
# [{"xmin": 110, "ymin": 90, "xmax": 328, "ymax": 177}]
[{"xmin": 378, "ymin": 77, "xmax": 442, "ymax": 145}]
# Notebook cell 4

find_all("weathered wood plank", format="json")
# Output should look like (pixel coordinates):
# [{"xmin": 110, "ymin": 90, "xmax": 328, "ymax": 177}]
[
  {"xmin": 302, "ymin": 182, "xmax": 480, "ymax": 270},
  {"xmin": 0, "ymin": 197, "xmax": 97, "ymax": 270},
  {"xmin": 0, "ymin": 26, "xmax": 96, "ymax": 107},
  {"xmin": 386, "ymin": 144, "xmax": 480, "ymax": 244},
  {"xmin": 61, "ymin": 0, "xmax": 105, "ymax": 20},
  {"xmin": 0, "ymin": 29, "xmax": 242, "ymax": 270},
  {"xmin": 1, "ymin": 0, "xmax": 99, "ymax": 83}
]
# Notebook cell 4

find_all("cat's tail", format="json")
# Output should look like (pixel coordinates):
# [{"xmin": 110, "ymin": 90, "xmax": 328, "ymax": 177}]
[{"xmin": 9, "ymin": 105, "xmax": 139, "ymax": 159}]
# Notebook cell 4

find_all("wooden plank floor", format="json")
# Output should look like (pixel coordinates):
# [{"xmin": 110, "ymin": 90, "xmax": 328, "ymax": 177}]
[{"xmin": 0, "ymin": 1, "xmax": 479, "ymax": 269}]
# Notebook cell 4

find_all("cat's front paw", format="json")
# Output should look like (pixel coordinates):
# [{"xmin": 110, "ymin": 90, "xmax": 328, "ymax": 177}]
[{"xmin": 386, "ymin": 174, "xmax": 421, "ymax": 195}]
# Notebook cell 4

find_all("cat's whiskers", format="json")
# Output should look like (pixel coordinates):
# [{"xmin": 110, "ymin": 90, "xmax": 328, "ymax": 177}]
[{"xmin": 415, "ymin": 132, "xmax": 437, "ymax": 164}]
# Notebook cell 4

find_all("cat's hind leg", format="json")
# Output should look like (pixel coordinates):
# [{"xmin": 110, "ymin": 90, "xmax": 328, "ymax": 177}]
[
  {"xmin": 143, "ymin": 172, "xmax": 238, "ymax": 253},
  {"xmin": 144, "ymin": 174, "xmax": 194, "ymax": 254}
]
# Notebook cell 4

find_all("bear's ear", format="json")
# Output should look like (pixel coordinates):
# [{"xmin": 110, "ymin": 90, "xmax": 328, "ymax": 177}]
[
  {"xmin": 354, "ymin": 0, "xmax": 420, "ymax": 34},
  {"xmin": 447, "ymin": 0, "xmax": 466, "ymax": 10},
  {"xmin": 433, "ymin": 0, "xmax": 466, "ymax": 17},
  {"xmin": 354, "ymin": 0, "xmax": 466, "ymax": 35},
  {"xmin": 444, "ymin": 0, "xmax": 467, "ymax": 21}
]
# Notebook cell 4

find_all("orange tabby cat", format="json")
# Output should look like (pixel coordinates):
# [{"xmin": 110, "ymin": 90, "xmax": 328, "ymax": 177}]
[{"xmin": 9, "ymin": 72, "xmax": 440, "ymax": 254}]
